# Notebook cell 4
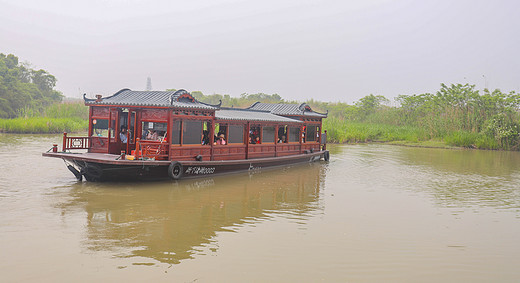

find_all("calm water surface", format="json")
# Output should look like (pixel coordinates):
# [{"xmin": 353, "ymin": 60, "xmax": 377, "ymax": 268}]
[{"xmin": 1, "ymin": 134, "xmax": 520, "ymax": 282}]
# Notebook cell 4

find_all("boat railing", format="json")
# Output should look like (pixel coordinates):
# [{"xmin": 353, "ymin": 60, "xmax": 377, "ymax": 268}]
[
  {"xmin": 62, "ymin": 133, "xmax": 91, "ymax": 151},
  {"xmin": 135, "ymin": 138, "xmax": 169, "ymax": 160}
]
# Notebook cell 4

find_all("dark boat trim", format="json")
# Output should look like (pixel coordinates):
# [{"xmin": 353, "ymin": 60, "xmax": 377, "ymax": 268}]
[{"xmin": 43, "ymin": 150, "xmax": 328, "ymax": 182}]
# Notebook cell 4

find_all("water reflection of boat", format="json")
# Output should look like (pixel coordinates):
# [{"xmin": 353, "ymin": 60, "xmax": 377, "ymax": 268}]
[{"xmin": 59, "ymin": 163, "xmax": 327, "ymax": 264}]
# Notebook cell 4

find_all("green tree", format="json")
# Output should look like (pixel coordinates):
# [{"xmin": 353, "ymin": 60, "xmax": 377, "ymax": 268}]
[{"xmin": 0, "ymin": 53, "xmax": 63, "ymax": 118}]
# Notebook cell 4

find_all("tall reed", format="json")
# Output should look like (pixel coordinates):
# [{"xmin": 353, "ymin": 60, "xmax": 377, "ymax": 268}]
[
  {"xmin": 0, "ymin": 117, "xmax": 87, "ymax": 133},
  {"xmin": 0, "ymin": 101, "xmax": 89, "ymax": 133}
]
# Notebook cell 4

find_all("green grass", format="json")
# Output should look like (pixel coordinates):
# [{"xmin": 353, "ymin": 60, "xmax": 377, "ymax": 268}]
[
  {"xmin": 44, "ymin": 102, "xmax": 89, "ymax": 119},
  {"xmin": 0, "ymin": 117, "xmax": 88, "ymax": 133},
  {"xmin": 0, "ymin": 101, "xmax": 89, "ymax": 133},
  {"xmin": 323, "ymin": 118, "xmax": 430, "ymax": 144},
  {"xmin": 322, "ymin": 118, "xmax": 504, "ymax": 150}
]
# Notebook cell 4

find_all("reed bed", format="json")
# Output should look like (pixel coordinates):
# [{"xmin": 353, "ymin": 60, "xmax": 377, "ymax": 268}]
[
  {"xmin": 324, "ymin": 118, "xmax": 429, "ymax": 143},
  {"xmin": 0, "ymin": 101, "xmax": 89, "ymax": 133},
  {"xmin": 0, "ymin": 117, "xmax": 87, "ymax": 134}
]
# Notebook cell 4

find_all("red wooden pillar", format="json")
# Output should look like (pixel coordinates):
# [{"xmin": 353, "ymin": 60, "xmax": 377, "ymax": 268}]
[
  {"xmin": 167, "ymin": 110, "xmax": 173, "ymax": 161},
  {"xmin": 87, "ymin": 107, "xmax": 93, "ymax": 138},
  {"xmin": 274, "ymin": 125, "xmax": 278, "ymax": 157},
  {"xmin": 135, "ymin": 138, "xmax": 140, "ymax": 159},
  {"xmin": 62, "ymin": 132, "xmax": 67, "ymax": 151},
  {"xmin": 299, "ymin": 124, "xmax": 303, "ymax": 154},
  {"xmin": 245, "ymin": 122, "xmax": 250, "ymax": 159},
  {"xmin": 209, "ymin": 119, "xmax": 215, "ymax": 161}
]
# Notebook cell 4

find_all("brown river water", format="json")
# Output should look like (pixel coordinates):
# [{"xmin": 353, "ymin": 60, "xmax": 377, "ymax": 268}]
[{"xmin": 1, "ymin": 134, "xmax": 520, "ymax": 282}]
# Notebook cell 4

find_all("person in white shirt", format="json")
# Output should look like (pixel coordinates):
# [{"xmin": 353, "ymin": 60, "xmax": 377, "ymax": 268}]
[{"xmin": 120, "ymin": 126, "xmax": 128, "ymax": 144}]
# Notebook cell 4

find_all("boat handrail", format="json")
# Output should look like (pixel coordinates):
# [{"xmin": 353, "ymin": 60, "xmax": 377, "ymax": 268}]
[{"xmin": 62, "ymin": 133, "xmax": 91, "ymax": 151}]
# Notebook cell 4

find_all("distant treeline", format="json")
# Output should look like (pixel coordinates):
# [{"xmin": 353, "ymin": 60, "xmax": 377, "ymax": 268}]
[
  {"xmin": 312, "ymin": 84, "xmax": 520, "ymax": 150},
  {"xmin": 187, "ymin": 84, "xmax": 520, "ymax": 150},
  {"xmin": 2, "ymin": 51, "xmax": 519, "ymax": 150}
]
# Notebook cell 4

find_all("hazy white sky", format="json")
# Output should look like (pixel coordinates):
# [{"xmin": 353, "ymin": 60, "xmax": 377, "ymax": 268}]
[{"xmin": 1, "ymin": 0, "xmax": 519, "ymax": 103}]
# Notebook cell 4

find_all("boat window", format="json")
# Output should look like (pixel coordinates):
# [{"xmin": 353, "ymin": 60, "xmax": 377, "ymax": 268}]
[
  {"xmin": 278, "ymin": 125, "xmax": 287, "ymax": 143},
  {"xmin": 262, "ymin": 126, "xmax": 275, "ymax": 143},
  {"xmin": 249, "ymin": 126, "xmax": 261, "ymax": 144},
  {"xmin": 288, "ymin": 127, "xmax": 300, "ymax": 143},
  {"xmin": 171, "ymin": 120, "xmax": 181, "ymax": 145},
  {"xmin": 142, "ymin": 121, "xmax": 168, "ymax": 141},
  {"xmin": 228, "ymin": 124, "xmax": 244, "ymax": 144},
  {"xmin": 214, "ymin": 123, "xmax": 228, "ymax": 145},
  {"xmin": 202, "ymin": 122, "xmax": 210, "ymax": 145},
  {"xmin": 118, "ymin": 111, "xmax": 135, "ymax": 143},
  {"xmin": 183, "ymin": 120, "xmax": 203, "ymax": 145},
  {"xmin": 306, "ymin": 125, "xmax": 317, "ymax": 142},
  {"xmin": 91, "ymin": 119, "xmax": 109, "ymax": 137}
]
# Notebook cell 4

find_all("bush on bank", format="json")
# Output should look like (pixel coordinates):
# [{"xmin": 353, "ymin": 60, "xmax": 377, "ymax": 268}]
[{"xmin": 313, "ymin": 84, "xmax": 520, "ymax": 151}]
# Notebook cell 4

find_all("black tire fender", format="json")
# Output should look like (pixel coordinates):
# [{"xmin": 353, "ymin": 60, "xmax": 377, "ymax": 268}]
[
  {"xmin": 168, "ymin": 161, "xmax": 183, "ymax": 180},
  {"xmin": 323, "ymin": 151, "xmax": 330, "ymax": 161}
]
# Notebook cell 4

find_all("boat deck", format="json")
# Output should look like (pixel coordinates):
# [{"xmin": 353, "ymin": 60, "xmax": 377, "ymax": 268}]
[
  {"xmin": 43, "ymin": 150, "xmax": 326, "ymax": 166},
  {"xmin": 42, "ymin": 152, "xmax": 170, "ymax": 165}
]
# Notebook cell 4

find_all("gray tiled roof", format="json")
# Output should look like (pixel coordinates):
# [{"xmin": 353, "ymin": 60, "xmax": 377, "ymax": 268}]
[
  {"xmin": 215, "ymin": 108, "xmax": 302, "ymax": 123},
  {"xmin": 247, "ymin": 102, "xmax": 327, "ymax": 118},
  {"xmin": 84, "ymin": 89, "xmax": 218, "ymax": 110}
]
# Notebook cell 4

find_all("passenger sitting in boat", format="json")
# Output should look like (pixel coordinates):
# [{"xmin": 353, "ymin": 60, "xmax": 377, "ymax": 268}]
[
  {"xmin": 120, "ymin": 126, "xmax": 128, "ymax": 144},
  {"xmin": 249, "ymin": 136, "xmax": 260, "ymax": 144},
  {"xmin": 146, "ymin": 130, "xmax": 158, "ymax": 140},
  {"xmin": 216, "ymin": 133, "xmax": 226, "ymax": 145},
  {"xmin": 278, "ymin": 135, "xmax": 286, "ymax": 143}
]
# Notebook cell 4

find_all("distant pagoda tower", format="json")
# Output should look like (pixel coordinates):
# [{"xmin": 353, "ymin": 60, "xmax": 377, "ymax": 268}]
[{"xmin": 146, "ymin": 77, "xmax": 152, "ymax": 91}]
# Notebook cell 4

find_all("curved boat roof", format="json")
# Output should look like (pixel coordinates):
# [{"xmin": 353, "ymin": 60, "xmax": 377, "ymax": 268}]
[
  {"xmin": 83, "ymin": 89, "xmax": 327, "ymax": 119},
  {"xmin": 247, "ymin": 102, "xmax": 327, "ymax": 118},
  {"xmin": 84, "ymin": 89, "xmax": 219, "ymax": 110},
  {"xmin": 215, "ymin": 108, "xmax": 302, "ymax": 123}
]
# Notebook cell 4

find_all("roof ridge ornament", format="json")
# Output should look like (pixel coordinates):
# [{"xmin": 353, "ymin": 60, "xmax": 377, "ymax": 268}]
[{"xmin": 299, "ymin": 103, "xmax": 311, "ymax": 112}]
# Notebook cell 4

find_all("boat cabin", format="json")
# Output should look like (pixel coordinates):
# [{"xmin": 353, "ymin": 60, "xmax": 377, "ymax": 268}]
[{"xmin": 66, "ymin": 89, "xmax": 327, "ymax": 162}]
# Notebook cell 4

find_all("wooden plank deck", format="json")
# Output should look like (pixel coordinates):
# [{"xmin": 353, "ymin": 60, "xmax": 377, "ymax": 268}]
[
  {"xmin": 43, "ymin": 150, "xmax": 326, "ymax": 167},
  {"xmin": 42, "ymin": 152, "xmax": 170, "ymax": 165}
]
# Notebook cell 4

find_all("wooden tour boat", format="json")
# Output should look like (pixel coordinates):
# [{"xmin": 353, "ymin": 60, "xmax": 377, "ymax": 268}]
[{"xmin": 42, "ymin": 89, "xmax": 330, "ymax": 181}]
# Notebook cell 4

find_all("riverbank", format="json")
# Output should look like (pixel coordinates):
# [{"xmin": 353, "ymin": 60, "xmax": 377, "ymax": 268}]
[
  {"xmin": 323, "ymin": 119, "xmax": 501, "ymax": 150},
  {"xmin": 0, "ymin": 117, "xmax": 88, "ymax": 134}
]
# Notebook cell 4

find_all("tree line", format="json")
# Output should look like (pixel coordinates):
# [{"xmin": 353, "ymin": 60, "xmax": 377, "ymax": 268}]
[
  {"xmin": 308, "ymin": 84, "xmax": 520, "ymax": 150},
  {"xmin": 3, "ymin": 52, "xmax": 520, "ymax": 149},
  {"xmin": 188, "ymin": 83, "xmax": 520, "ymax": 150},
  {"xmin": 0, "ymin": 53, "xmax": 63, "ymax": 118}
]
